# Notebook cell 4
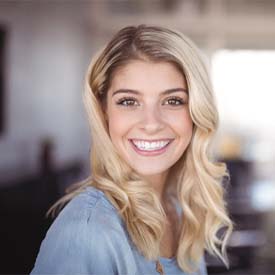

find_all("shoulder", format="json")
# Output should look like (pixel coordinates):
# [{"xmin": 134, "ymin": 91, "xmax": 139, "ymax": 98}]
[
  {"xmin": 63, "ymin": 185, "xmax": 117, "ymax": 217},
  {"xmin": 46, "ymin": 186, "xmax": 123, "ymax": 241},
  {"xmin": 57, "ymin": 186, "xmax": 119, "ymax": 224},
  {"xmin": 31, "ymin": 186, "xmax": 134, "ymax": 274}
]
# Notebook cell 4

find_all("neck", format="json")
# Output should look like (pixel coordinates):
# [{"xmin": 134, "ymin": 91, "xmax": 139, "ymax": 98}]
[{"xmin": 141, "ymin": 171, "xmax": 169, "ymax": 206}]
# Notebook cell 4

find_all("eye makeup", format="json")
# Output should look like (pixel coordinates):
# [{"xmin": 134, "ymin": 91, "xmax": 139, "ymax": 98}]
[
  {"xmin": 116, "ymin": 97, "xmax": 139, "ymax": 107},
  {"xmin": 115, "ymin": 96, "xmax": 187, "ymax": 107},
  {"xmin": 163, "ymin": 96, "xmax": 186, "ymax": 106}
]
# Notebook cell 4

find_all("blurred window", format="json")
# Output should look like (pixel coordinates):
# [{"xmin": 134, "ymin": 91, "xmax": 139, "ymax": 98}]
[{"xmin": 211, "ymin": 50, "xmax": 275, "ymax": 137}]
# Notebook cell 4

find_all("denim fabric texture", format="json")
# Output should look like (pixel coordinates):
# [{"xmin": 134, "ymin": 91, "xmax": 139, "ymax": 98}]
[{"xmin": 31, "ymin": 186, "xmax": 207, "ymax": 275}]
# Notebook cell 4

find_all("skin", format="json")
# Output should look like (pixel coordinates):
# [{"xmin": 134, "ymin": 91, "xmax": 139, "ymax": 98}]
[
  {"xmin": 105, "ymin": 60, "xmax": 193, "ymax": 198},
  {"xmin": 105, "ymin": 59, "xmax": 193, "ymax": 258}
]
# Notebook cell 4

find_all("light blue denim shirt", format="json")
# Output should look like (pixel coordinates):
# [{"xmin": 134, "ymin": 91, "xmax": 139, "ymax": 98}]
[{"xmin": 31, "ymin": 186, "xmax": 207, "ymax": 275}]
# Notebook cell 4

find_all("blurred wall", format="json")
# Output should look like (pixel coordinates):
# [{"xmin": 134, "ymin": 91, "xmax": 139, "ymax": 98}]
[{"xmin": 0, "ymin": 2, "xmax": 95, "ymax": 184}]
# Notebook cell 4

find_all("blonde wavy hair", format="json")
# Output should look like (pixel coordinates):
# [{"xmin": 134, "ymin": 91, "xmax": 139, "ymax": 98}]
[{"xmin": 49, "ymin": 24, "xmax": 233, "ymax": 273}]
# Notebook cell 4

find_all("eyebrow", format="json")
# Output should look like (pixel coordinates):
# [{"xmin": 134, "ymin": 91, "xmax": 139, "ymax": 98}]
[{"xmin": 111, "ymin": 88, "xmax": 188, "ymax": 97}]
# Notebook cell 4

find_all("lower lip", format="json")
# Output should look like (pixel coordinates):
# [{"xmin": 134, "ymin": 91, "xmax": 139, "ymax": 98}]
[{"xmin": 129, "ymin": 140, "xmax": 173, "ymax": 156}]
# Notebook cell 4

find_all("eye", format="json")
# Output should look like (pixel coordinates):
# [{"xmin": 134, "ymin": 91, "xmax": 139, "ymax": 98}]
[
  {"xmin": 163, "ymin": 96, "xmax": 185, "ymax": 106},
  {"xmin": 116, "ymin": 97, "xmax": 139, "ymax": 107}
]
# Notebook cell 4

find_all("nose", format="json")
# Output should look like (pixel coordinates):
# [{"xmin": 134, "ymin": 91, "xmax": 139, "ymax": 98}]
[{"xmin": 139, "ymin": 105, "xmax": 165, "ymax": 133}]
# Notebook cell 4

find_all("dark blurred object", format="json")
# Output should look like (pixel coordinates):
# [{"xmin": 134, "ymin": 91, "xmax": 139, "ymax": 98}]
[
  {"xmin": 0, "ymin": 25, "xmax": 7, "ymax": 135},
  {"xmin": 207, "ymin": 158, "xmax": 270, "ymax": 274},
  {"xmin": 40, "ymin": 138, "xmax": 55, "ymax": 175},
  {"xmin": 0, "ymin": 159, "xmax": 83, "ymax": 274},
  {"xmin": 39, "ymin": 138, "xmax": 59, "ymax": 204}
]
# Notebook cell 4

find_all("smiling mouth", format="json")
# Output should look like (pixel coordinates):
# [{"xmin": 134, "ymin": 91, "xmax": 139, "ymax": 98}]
[{"xmin": 129, "ymin": 139, "xmax": 174, "ymax": 155}]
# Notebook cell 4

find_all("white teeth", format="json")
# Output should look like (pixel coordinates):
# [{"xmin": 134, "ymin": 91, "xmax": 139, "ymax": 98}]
[{"xmin": 132, "ymin": 140, "xmax": 170, "ymax": 151}]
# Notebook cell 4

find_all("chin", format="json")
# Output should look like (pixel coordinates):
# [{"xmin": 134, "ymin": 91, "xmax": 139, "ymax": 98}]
[{"xmin": 131, "ymin": 165, "xmax": 170, "ymax": 177}]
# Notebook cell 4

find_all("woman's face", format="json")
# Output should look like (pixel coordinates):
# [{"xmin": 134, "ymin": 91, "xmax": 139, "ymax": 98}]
[{"xmin": 105, "ymin": 60, "xmax": 193, "ymax": 182}]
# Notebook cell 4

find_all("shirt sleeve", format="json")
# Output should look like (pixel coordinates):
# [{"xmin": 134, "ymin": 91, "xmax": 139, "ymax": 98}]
[{"xmin": 30, "ymin": 194, "xmax": 136, "ymax": 275}]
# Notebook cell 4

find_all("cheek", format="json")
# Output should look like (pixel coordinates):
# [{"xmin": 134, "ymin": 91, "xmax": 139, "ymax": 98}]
[
  {"xmin": 107, "ymin": 109, "xmax": 134, "ymax": 142},
  {"xmin": 166, "ymin": 110, "xmax": 193, "ymax": 137}
]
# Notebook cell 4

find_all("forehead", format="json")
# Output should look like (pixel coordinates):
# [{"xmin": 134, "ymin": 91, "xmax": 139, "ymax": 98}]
[{"xmin": 109, "ymin": 60, "xmax": 187, "ymax": 91}]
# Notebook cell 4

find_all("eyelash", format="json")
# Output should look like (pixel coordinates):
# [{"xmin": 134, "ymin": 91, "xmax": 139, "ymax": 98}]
[{"xmin": 116, "ymin": 96, "xmax": 186, "ymax": 107}]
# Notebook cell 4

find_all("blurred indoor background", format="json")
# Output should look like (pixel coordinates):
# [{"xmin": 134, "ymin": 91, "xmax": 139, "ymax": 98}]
[{"xmin": 0, "ymin": 0, "xmax": 275, "ymax": 274}]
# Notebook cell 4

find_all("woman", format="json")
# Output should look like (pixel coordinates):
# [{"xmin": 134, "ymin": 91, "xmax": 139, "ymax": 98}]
[{"xmin": 31, "ymin": 25, "xmax": 233, "ymax": 275}]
